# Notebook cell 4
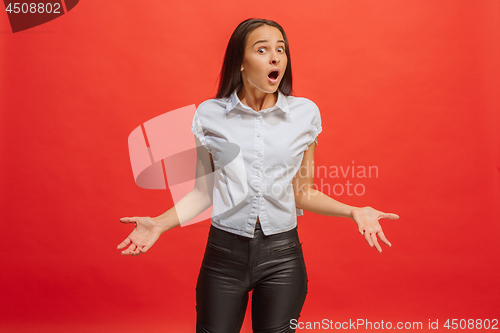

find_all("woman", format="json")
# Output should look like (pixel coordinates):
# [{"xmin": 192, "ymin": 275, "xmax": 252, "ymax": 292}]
[{"xmin": 118, "ymin": 18, "xmax": 399, "ymax": 333}]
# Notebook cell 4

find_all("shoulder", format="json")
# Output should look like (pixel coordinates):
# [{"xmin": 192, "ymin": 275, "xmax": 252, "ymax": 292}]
[
  {"xmin": 196, "ymin": 97, "xmax": 229, "ymax": 115},
  {"xmin": 285, "ymin": 95, "xmax": 321, "ymax": 116}
]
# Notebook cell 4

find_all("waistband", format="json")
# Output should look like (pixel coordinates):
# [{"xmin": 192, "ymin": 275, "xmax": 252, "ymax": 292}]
[{"xmin": 209, "ymin": 222, "xmax": 297, "ymax": 243}]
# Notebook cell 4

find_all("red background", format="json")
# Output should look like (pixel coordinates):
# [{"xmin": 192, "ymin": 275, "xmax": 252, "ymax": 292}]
[{"xmin": 1, "ymin": 1, "xmax": 499, "ymax": 332}]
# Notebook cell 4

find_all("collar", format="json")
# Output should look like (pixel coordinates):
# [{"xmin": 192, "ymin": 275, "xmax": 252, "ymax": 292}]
[{"xmin": 225, "ymin": 87, "xmax": 290, "ymax": 115}]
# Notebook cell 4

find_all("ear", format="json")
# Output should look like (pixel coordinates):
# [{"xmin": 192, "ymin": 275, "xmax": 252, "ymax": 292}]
[{"xmin": 240, "ymin": 64, "xmax": 244, "ymax": 71}]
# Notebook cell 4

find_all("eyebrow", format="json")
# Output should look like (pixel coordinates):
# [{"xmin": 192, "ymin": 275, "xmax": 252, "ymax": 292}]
[{"xmin": 253, "ymin": 39, "xmax": 286, "ymax": 46}]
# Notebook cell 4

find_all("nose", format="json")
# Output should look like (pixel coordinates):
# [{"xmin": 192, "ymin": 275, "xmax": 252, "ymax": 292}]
[{"xmin": 270, "ymin": 51, "xmax": 280, "ymax": 65}]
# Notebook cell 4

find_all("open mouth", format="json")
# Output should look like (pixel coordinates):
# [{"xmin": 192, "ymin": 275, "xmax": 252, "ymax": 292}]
[{"xmin": 268, "ymin": 69, "xmax": 279, "ymax": 80}]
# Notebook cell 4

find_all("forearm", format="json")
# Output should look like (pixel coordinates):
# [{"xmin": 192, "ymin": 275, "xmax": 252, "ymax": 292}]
[
  {"xmin": 295, "ymin": 185, "xmax": 358, "ymax": 219},
  {"xmin": 153, "ymin": 188, "xmax": 212, "ymax": 232}
]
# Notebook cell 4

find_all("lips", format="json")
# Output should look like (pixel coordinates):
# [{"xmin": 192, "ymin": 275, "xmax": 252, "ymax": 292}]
[
  {"xmin": 268, "ymin": 69, "xmax": 280, "ymax": 84},
  {"xmin": 268, "ymin": 69, "xmax": 280, "ymax": 80}
]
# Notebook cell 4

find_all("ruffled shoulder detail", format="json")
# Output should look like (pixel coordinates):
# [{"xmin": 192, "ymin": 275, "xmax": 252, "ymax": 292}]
[
  {"xmin": 303, "ymin": 100, "xmax": 323, "ymax": 151},
  {"xmin": 191, "ymin": 103, "xmax": 212, "ymax": 154}
]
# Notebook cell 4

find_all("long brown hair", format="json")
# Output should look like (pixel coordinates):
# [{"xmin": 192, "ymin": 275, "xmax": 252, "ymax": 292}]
[{"xmin": 216, "ymin": 18, "xmax": 293, "ymax": 99}]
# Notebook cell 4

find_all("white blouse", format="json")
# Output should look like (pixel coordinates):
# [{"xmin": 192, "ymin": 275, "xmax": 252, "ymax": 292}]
[{"xmin": 191, "ymin": 87, "xmax": 322, "ymax": 238}]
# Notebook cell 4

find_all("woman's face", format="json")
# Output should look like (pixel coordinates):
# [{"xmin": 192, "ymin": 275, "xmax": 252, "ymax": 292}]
[{"xmin": 240, "ymin": 25, "xmax": 288, "ymax": 94}]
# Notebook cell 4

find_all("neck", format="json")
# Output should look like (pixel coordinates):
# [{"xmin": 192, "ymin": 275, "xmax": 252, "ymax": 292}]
[{"xmin": 237, "ymin": 83, "xmax": 278, "ymax": 111}]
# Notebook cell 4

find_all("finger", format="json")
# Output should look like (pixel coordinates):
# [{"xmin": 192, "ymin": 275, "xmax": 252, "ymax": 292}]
[
  {"xmin": 122, "ymin": 243, "xmax": 137, "ymax": 256},
  {"xmin": 140, "ymin": 245, "xmax": 150, "ymax": 253},
  {"xmin": 119, "ymin": 217, "xmax": 137, "ymax": 224},
  {"xmin": 117, "ymin": 237, "xmax": 131, "ymax": 250},
  {"xmin": 120, "ymin": 245, "xmax": 132, "ymax": 256},
  {"xmin": 377, "ymin": 230, "xmax": 391, "ymax": 247},
  {"xmin": 364, "ymin": 231, "xmax": 373, "ymax": 247},
  {"xmin": 379, "ymin": 213, "xmax": 399, "ymax": 220},
  {"xmin": 120, "ymin": 246, "xmax": 131, "ymax": 255},
  {"xmin": 131, "ymin": 246, "xmax": 141, "ymax": 256},
  {"xmin": 371, "ymin": 233, "xmax": 382, "ymax": 253}
]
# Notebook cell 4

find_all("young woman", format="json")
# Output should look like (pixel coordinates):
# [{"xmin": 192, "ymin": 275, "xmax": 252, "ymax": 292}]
[{"xmin": 118, "ymin": 18, "xmax": 399, "ymax": 333}]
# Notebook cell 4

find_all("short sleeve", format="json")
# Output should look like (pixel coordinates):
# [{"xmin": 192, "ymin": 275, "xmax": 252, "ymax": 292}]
[
  {"xmin": 304, "ymin": 101, "xmax": 323, "ymax": 151},
  {"xmin": 191, "ymin": 109, "xmax": 212, "ymax": 154}
]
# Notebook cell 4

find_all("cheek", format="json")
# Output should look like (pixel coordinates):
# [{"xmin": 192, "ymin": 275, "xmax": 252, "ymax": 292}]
[
  {"xmin": 245, "ymin": 63, "xmax": 266, "ymax": 81},
  {"xmin": 248, "ymin": 59, "xmax": 259, "ymax": 71}
]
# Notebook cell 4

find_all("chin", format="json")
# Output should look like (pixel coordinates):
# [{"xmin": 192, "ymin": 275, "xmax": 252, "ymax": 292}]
[
  {"xmin": 263, "ymin": 84, "xmax": 280, "ymax": 94},
  {"xmin": 258, "ymin": 87, "xmax": 277, "ymax": 94}
]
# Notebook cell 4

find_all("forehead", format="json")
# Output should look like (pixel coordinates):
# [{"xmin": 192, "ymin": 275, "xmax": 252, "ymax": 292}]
[{"xmin": 245, "ymin": 25, "xmax": 284, "ymax": 47}]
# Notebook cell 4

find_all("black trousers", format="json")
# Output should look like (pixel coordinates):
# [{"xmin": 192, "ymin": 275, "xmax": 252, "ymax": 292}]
[{"xmin": 196, "ymin": 222, "xmax": 308, "ymax": 333}]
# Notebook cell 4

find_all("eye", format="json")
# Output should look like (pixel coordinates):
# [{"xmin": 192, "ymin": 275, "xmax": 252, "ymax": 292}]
[
  {"xmin": 277, "ymin": 46, "xmax": 285, "ymax": 53},
  {"xmin": 257, "ymin": 47, "xmax": 266, "ymax": 54}
]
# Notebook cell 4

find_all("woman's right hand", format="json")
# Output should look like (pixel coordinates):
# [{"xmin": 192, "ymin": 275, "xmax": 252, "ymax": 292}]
[{"xmin": 117, "ymin": 216, "xmax": 166, "ymax": 256}]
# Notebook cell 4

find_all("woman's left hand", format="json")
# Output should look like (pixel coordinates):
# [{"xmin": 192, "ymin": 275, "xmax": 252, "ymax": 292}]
[{"xmin": 351, "ymin": 206, "xmax": 399, "ymax": 253}]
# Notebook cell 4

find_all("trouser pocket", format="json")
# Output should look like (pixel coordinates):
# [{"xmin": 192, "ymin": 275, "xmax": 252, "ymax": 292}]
[{"xmin": 207, "ymin": 241, "xmax": 232, "ymax": 254}]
